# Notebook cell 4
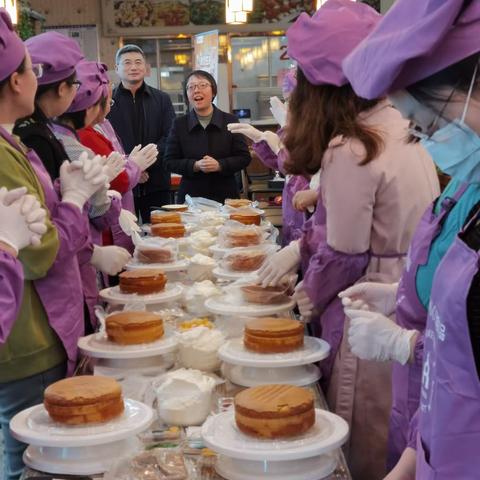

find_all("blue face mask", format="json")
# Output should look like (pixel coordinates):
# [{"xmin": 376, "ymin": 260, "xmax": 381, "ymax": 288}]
[
  {"xmin": 419, "ymin": 62, "xmax": 480, "ymax": 183},
  {"xmin": 421, "ymin": 120, "xmax": 480, "ymax": 183}
]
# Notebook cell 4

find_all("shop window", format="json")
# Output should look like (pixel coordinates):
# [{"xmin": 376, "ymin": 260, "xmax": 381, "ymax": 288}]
[{"xmin": 231, "ymin": 35, "xmax": 295, "ymax": 123}]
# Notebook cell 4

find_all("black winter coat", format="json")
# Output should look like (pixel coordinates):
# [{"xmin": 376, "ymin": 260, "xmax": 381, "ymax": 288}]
[
  {"xmin": 164, "ymin": 106, "xmax": 251, "ymax": 203},
  {"xmin": 108, "ymin": 82, "xmax": 175, "ymax": 195}
]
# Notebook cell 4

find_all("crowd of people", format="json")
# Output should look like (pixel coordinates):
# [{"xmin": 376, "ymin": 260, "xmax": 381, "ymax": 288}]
[{"xmin": 1, "ymin": 0, "xmax": 479, "ymax": 479}]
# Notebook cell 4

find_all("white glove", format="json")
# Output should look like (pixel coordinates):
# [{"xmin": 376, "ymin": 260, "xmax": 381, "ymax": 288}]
[
  {"xmin": 339, "ymin": 282, "xmax": 399, "ymax": 316},
  {"xmin": 227, "ymin": 124, "xmax": 282, "ymax": 154},
  {"xmin": 262, "ymin": 130, "xmax": 282, "ymax": 155},
  {"xmin": 104, "ymin": 152, "xmax": 126, "ymax": 181},
  {"xmin": 345, "ymin": 309, "xmax": 417, "ymax": 365},
  {"xmin": 118, "ymin": 209, "xmax": 141, "ymax": 236},
  {"xmin": 292, "ymin": 281, "xmax": 314, "ymax": 322},
  {"xmin": 270, "ymin": 96, "xmax": 287, "ymax": 127},
  {"xmin": 227, "ymin": 123, "xmax": 263, "ymax": 143},
  {"xmin": 60, "ymin": 153, "xmax": 109, "ymax": 210},
  {"xmin": 90, "ymin": 245, "xmax": 131, "ymax": 276},
  {"xmin": 0, "ymin": 187, "xmax": 48, "ymax": 253},
  {"xmin": 257, "ymin": 240, "xmax": 301, "ymax": 287},
  {"xmin": 129, "ymin": 144, "xmax": 158, "ymax": 172},
  {"xmin": 89, "ymin": 185, "xmax": 111, "ymax": 209}
]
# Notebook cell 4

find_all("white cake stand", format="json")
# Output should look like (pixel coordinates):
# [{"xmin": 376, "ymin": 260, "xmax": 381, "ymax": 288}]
[
  {"xmin": 99, "ymin": 282, "xmax": 183, "ymax": 306},
  {"xmin": 78, "ymin": 330, "xmax": 177, "ymax": 378},
  {"xmin": 125, "ymin": 259, "xmax": 189, "ymax": 272},
  {"xmin": 202, "ymin": 409, "xmax": 348, "ymax": 480},
  {"xmin": 205, "ymin": 296, "xmax": 295, "ymax": 317},
  {"xmin": 212, "ymin": 267, "xmax": 259, "ymax": 281},
  {"xmin": 78, "ymin": 330, "xmax": 178, "ymax": 359},
  {"xmin": 219, "ymin": 337, "xmax": 330, "ymax": 387},
  {"xmin": 10, "ymin": 399, "xmax": 154, "ymax": 475}
]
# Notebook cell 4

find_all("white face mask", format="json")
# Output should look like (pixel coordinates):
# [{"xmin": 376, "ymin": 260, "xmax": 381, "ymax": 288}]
[{"xmin": 418, "ymin": 64, "xmax": 480, "ymax": 184}]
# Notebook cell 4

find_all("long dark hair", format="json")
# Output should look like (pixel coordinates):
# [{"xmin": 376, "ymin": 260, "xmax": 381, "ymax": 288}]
[
  {"xmin": 283, "ymin": 69, "xmax": 383, "ymax": 176},
  {"xmin": 407, "ymin": 53, "xmax": 480, "ymax": 110}
]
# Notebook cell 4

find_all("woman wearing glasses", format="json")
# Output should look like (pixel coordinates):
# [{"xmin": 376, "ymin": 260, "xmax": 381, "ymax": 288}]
[
  {"xmin": 0, "ymin": 12, "xmax": 109, "ymax": 478},
  {"xmin": 164, "ymin": 69, "xmax": 251, "ymax": 203},
  {"xmin": 14, "ymin": 32, "xmax": 84, "ymax": 180}
]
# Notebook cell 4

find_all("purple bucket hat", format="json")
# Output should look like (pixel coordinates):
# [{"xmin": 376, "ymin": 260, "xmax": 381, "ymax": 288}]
[
  {"xmin": 343, "ymin": 0, "xmax": 480, "ymax": 99},
  {"xmin": 67, "ymin": 61, "xmax": 109, "ymax": 113},
  {"xmin": 0, "ymin": 8, "xmax": 26, "ymax": 82},
  {"xmin": 287, "ymin": 0, "xmax": 381, "ymax": 87},
  {"xmin": 26, "ymin": 32, "xmax": 84, "ymax": 86}
]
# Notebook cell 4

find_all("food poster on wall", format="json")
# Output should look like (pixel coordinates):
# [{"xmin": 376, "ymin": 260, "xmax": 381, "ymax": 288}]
[
  {"xmin": 193, "ymin": 30, "xmax": 219, "ymax": 82},
  {"xmin": 102, "ymin": 0, "xmax": 315, "ymax": 34}
]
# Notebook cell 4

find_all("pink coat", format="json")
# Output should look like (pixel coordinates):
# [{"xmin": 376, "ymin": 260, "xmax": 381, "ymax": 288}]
[
  {"xmin": 0, "ymin": 251, "xmax": 23, "ymax": 343},
  {"xmin": 320, "ymin": 101, "xmax": 440, "ymax": 479}
]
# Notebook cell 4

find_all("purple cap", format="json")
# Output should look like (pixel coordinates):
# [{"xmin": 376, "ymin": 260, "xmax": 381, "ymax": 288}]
[
  {"xmin": 287, "ymin": 0, "xmax": 381, "ymax": 86},
  {"xmin": 67, "ymin": 61, "xmax": 109, "ymax": 113},
  {"xmin": 26, "ymin": 32, "xmax": 84, "ymax": 86},
  {"xmin": 343, "ymin": 0, "xmax": 480, "ymax": 99},
  {"xmin": 0, "ymin": 9, "xmax": 26, "ymax": 82},
  {"xmin": 282, "ymin": 69, "xmax": 297, "ymax": 96}
]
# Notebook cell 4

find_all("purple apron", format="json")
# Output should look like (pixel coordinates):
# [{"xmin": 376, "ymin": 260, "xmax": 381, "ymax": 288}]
[
  {"xmin": 0, "ymin": 252, "xmax": 23, "ymax": 343},
  {"xmin": 389, "ymin": 183, "xmax": 468, "ymax": 469},
  {"xmin": 0, "ymin": 127, "xmax": 87, "ymax": 376},
  {"xmin": 416, "ymin": 207, "xmax": 480, "ymax": 479},
  {"xmin": 300, "ymin": 196, "xmax": 370, "ymax": 383},
  {"xmin": 282, "ymin": 175, "xmax": 309, "ymax": 246}
]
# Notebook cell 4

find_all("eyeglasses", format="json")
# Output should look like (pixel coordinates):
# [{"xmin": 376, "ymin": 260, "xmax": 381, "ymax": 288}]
[
  {"xmin": 186, "ymin": 81, "xmax": 211, "ymax": 92},
  {"xmin": 120, "ymin": 60, "xmax": 145, "ymax": 68},
  {"xmin": 31, "ymin": 63, "xmax": 43, "ymax": 79}
]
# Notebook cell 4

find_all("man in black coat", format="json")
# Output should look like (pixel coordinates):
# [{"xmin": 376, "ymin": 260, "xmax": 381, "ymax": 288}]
[
  {"xmin": 108, "ymin": 44, "xmax": 175, "ymax": 222},
  {"xmin": 164, "ymin": 70, "xmax": 251, "ymax": 204}
]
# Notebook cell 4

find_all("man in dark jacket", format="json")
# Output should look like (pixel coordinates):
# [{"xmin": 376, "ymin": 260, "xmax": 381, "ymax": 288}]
[
  {"xmin": 164, "ymin": 70, "xmax": 251, "ymax": 203},
  {"xmin": 108, "ymin": 44, "xmax": 175, "ymax": 222}
]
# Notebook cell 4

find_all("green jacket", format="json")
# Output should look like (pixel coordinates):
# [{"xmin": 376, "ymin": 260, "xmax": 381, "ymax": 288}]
[{"xmin": 0, "ymin": 137, "xmax": 65, "ymax": 383}]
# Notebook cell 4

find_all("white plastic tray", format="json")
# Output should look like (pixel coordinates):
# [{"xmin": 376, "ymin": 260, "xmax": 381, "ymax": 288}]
[
  {"xmin": 202, "ymin": 409, "xmax": 349, "ymax": 461},
  {"xmin": 218, "ymin": 337, "xmax": 330, "ymax": 367},
  {"xmin": 216, "ymin": 453, "xmax": 337, "ymax": 480},
  {"xmin": 99, "ymin": 283, "xmax": 183, "ymax": 305},
  {"xmin": 77, "ymin": 329, "xmax": 178, "ymax": 359},
  {"xmin": 221, "ymin": 363, "xmax": 321, "ymax": 387},
  {"xmin": 126, "ymin": 259, "xmax": 189, "ymax": 272},
  {"xmin": 205, "ymin": 296, "xmax": 295, "ymax": 317},
  {"xmin": 10, "ymin": 398, "xmax": 154, "ymax": 447}
]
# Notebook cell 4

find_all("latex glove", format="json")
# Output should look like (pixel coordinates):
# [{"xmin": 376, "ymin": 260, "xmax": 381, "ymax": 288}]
[
  {"xmin": 227, "ymin": 123, "xmax": 263, "ymax": 143},
  {"xmin": 257, "ymin": 240, "xmax": 301, "ymax": 287},
  {"xmin": 119, "ymin": 209, "xmax": 141, "ymax": 236},
  {"xmin": 339, "ymin": 282, "xmax": 399, "ymax": 317},
  {"xmin": 60, "ymin": 153, "xmax": 108, "ymax": 210},
  {"xmin": 292, "ymin": 189, "xmax": 319, "ymax": 212},
  {"xmin": 293, "ymin": 281, "xmax": 314, "ymax": 322},
  {"xmin": 90, "ymin": 245, "xmax": 131, "ymax": 276},
  {"xmin": 129, "ymin": 143, "xmax": 158, "ymax": 172},
  {"xmin": 270, "ymin": 96, "xmax": 287, "ymax": 127},
  {"xmin": 104, "ymin": 152, "xmax": 126, "ymax": 181},
  {"xmin": 345, "ymin": 309, "xmax": 417, "ymax": 365},
  {"xmin": 227, "ymin": 123, "xmax": 282, "ymax": 154},
  {"xmin": 89, "ymin": 184, "xmax": 111, "ymax": 209},
  {"xmin": 262, "ymin": 130, "xmax": 282, "ymax": 155},
  {"xmin": 139, "ymin": 171, "xmax": 149, "ymax": 184},
  {"xmin": 0, "ymin": 187, "xmax": 47, "ymax": 253}
]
